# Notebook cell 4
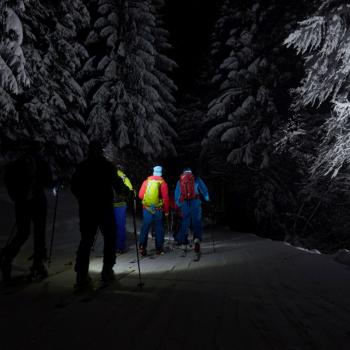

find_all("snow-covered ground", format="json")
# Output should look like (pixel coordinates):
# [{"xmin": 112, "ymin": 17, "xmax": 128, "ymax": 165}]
[{"xmin": 1, "ymin": 188, "xmax": 350, "ymax": 349}]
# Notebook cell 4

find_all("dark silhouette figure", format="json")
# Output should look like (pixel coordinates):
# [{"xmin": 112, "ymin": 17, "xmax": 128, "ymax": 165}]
[
  {"xmin": 71, "ymin": 141, "xmax": 125, "ymax": 287},
  {"xmin": 1, "ymin": 145, "xmax": 53, "ymax": 282}
]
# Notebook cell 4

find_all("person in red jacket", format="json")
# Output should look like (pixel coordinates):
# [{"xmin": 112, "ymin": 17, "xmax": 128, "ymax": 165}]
[{"xmin": 138, "ymin": 166, "xmax": 169, "ymax": 255}]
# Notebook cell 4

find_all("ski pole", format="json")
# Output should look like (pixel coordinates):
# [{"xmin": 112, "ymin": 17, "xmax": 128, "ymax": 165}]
[
  {"xmin": 132, "ymin": 194, "xmax": 144, "ymax": 289},
  {"xmin": 210, "ymin": 203, "xmax": 216, "ymax": 253},
  {"xmin": 48, "ymin": 185, "xmax": 60, "ymax": 267},
  {"xmin": 166, "ymin": 213, "xmax": 171, "ymax": 243},
  {"xmin": 170, "ymin": 210, "xmax": 174, "ymax": 236}
]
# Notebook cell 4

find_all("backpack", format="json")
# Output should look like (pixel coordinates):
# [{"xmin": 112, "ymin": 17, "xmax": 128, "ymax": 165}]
[
  {"xmin": 179, "ymin": 172, "xmax": 197, "ymax": 202},
  {"xmin": 142, "ymin": 178, "xmax": 164, "ymax": 208}
]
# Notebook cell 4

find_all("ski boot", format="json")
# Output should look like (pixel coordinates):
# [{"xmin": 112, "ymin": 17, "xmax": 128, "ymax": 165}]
[
  {"xmin": 156, "ymin": 247, "xmax": 164, "ymax": 255},
  {"xmin": 75, "ymin": 273, "xmax": 93, "ymax": 290},
  {"xmin": 139, "ymin": 245, "xmax": 147, "ymax": 256},
  {"xmin": 193, "ymin": 239, "xmax": 201, "ymax": 261},
  {"xmin": 194, "ymin": 239, "xmax": 201, "ymax": 253},
  {"xmin": 28, "ymin": 264, "xmax": 48, "ymax": 282},
  {"xmin": 101, "ymin": 268, "xmax": 115, "ymax": 283}
]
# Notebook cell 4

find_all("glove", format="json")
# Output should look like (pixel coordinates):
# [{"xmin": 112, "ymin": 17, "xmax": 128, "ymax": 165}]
[{"xmin": 204, "ymin": 194, "xmax": 210, "ymax": 202}]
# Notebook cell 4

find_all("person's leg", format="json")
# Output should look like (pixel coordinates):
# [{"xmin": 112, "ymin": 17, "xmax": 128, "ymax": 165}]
[
  {"xmin": 75, "ymin": 205, "xmax": 98, "ymax": 284},
  {"xmin": 114, "ymin": 205, "xmax": 127, "ymax": 252},
  {"xmin": 1, "ymin": 200, "xmax": 31, "ymax": 281},
  {"xmin": 99, "ymin": 206, "xmax": 117, "ymax": 278},
  {"xmin": 32, "ymin": 194, "xmax": 48, "ymax": 272},
  {"xmin": 154, "ymin": 210, "xmax": 164, "ymax": 252},
  {"xmin": 175, "ymin": 202, "xmax": 191, "ymax": 245},
  {"xmin": 139, "ymin": 209, "xmax": 153, "ymax": 253},
  {"xmin": 191, "ymin": 200, "xmax": 202, "ymax": 252},
  {"xmin": 173, "ymin": 209, "xmax": 182, "ymax": 244}
]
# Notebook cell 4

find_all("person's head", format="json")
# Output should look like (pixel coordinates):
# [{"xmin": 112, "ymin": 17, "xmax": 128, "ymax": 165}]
[
  {"xmin": 88, "ymin": 140, "xmax": 104, "ymax": 158},
  {"xmin": 183, "ymin": 167, "xmax": 192, "ymax": 174},
  {"xmin": 153, "ymin": 165, "xmax": 162, "ymax": 176}
]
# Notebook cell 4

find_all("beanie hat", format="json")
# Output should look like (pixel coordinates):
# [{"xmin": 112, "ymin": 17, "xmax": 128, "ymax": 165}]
[
  {"xmin": 183, "ymin": 167, "xmax": 192, "ymax": 173},
  {"xmin": 153, "ymin": 165, "xmax": 162, "ymax": 176}
]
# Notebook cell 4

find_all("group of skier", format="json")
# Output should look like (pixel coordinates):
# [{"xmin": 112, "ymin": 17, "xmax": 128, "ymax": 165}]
[
  {"xmin": 138, "ymin": 165, "xmax": 210, "ymax": 257},
  {"xmin": 0, "ymin": 141, "xmax": 210, "ymax": 288}
]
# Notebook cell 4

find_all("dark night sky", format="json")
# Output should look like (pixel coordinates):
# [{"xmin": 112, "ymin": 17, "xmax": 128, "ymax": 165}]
[{"xmin": 162, "ymin": 0, "xmax": 221, "ymax": 94}]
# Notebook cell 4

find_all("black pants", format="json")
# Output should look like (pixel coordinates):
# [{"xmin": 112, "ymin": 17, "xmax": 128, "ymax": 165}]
[
  {"xmin": 3, "ymin": 194, "xmax": 47, "ymax": 268},
  {"xmin": 75, "ymin": 204, "xmax": 116, "ymax": 277}
]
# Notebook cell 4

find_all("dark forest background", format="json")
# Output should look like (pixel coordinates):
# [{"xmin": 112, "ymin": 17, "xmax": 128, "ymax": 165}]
[{"xmin": 1, "ymin": 0, "xmax": 350, "ymax": 253}]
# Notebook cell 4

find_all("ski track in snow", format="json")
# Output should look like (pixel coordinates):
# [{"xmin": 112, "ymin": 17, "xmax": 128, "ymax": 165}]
[{"xmin": 1, "ymin": 189, "xmax": 350, "ymax": 349}]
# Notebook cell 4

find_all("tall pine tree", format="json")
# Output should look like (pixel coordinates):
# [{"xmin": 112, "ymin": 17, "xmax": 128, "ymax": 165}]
[
  {"xmin": 202, "ymin": 0, "xmax": 306, "ymax": 236},
  {"xmin": 278, "ymin": 0, "xmax": 350, "ymax": 250},
  {"xmin": 284, "ymin": 0, "xmax": 350, "ymax": 179},
  {"xmin": 1, "ymin": 0, "xmax": 90, "ymax": 174},
  {"xmin": 0, "ymin": 0, "xmax": 30, "ymax": 155},
  {"xmin": 81, "ymin": 0, "xmax": 177, "ymax": 168}
]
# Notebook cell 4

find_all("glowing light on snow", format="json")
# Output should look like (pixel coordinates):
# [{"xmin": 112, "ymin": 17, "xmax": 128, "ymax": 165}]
[{"xmin": 88, "ymin": 246, "xmax": 226, "ymax": 276}]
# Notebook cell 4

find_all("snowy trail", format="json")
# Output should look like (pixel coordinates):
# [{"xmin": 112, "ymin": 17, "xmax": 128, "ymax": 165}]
[
  {"xmin": 1, "ymin": 234, "xmax": 350, "ymax": 349},
  {"xmin": 1, "ymin": 191, "xmax": 350, "ymax": 349}
]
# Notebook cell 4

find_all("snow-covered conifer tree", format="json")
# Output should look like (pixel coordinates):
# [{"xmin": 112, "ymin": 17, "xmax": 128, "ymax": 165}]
[
  {"xmin": 204, "ymin": 0, "xmax": 301, "ymax": 169},
  {"xmin": 1, "ymin": 0, "xmax": 90, "ymax": 173},
  {"xmin": 202, "ymin": 0, "xmax": 305, "ymax": 237},
  {"xmin": 0, "ymin": 0, "xmax": 30, "ymax": 154},
  {"xmin": 0, "ymin": 0, "xmax": 30, "ymax": 94},
  {"xmin": 284, "ymin": 0, "xmax": 350, "ymax": 178},
  {"xmin": 81, "ymin": 0, "xmax": 177, "ymax": 163}
]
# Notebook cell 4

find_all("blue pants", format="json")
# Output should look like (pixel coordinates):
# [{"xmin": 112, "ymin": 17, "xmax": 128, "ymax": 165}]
[
  {"xmin": 139, "ymin": 209, "xmax": 164, "ymax": 249},
  {"xmin": 176, "ymin": 199, "xmax": 202, "ymax": 244},
  {"xmin": 114, "ymin": 205, "xmax": 127, "ymax": 251}
]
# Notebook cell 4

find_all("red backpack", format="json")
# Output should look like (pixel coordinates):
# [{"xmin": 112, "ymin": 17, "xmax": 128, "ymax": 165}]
[{"xmin": 179, "ymin": 172, "xmax": 197, "ymax": 202}]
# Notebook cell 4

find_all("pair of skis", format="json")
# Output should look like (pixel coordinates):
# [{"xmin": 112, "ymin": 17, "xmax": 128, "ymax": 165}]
[
  {"xmin": 1, "ymin": 261, "xmax": 73, "ymax": 296},
  {"xmin": 55, "ymin": 269, "xmax": 135, "ymax": 308}
]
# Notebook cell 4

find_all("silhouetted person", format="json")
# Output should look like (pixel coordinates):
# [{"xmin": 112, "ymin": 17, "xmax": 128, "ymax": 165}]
[
  {"xmin": 1, "ymin": 144, "xmax": 53, "ymax": 282},
  {"xmin": 71, "ymin": 140, "xmax": 125, "ymax": 287}
]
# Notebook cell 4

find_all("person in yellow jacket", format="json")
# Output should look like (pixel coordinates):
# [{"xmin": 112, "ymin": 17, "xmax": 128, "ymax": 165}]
[{"xmin": 113, "ymin": 167, "xmax": 134, "ymax": 253}]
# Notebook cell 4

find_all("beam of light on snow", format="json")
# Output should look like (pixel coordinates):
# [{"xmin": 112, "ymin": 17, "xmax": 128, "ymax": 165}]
[
  {"xmin": 87, "ymin": 233, "xmax": 269, "ymax": 278},
  {"xmin": 88, "ymin": 244, "xmax": 241, "ymax": 276}
]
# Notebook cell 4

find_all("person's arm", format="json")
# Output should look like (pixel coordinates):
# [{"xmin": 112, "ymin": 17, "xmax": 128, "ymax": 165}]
[
  {"xmin": 117, "ymin": 170, "xmax": 133, "ymax": 191},
  {"xmin": 161, "ymin": 181, "xmax": 169, "ymax": 214},
  {"xmin": 112, "ymin": 165, "xmax": 126, "ymax": 197},
  {"xmin": 139, "ymin": 179, "xmax": 148, "ymax": 200},
  {"xmin": 197, "ymin": 177, "xmax": 209, "ymax": 201}
]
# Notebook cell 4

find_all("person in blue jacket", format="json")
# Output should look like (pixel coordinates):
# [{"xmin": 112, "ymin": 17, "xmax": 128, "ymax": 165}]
[{"xmin": 174, "ymin": 168, "xmax": 209, "ymax": 253}]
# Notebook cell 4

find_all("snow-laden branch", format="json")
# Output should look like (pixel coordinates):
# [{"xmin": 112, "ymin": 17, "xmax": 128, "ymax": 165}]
[
  {"xmin": 0, "ymin": 3, "xmax": 30, "ymax": 94},
  {"xmin": 285, "ymin": 1, "xmax": 350, "ymax": 179}
]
